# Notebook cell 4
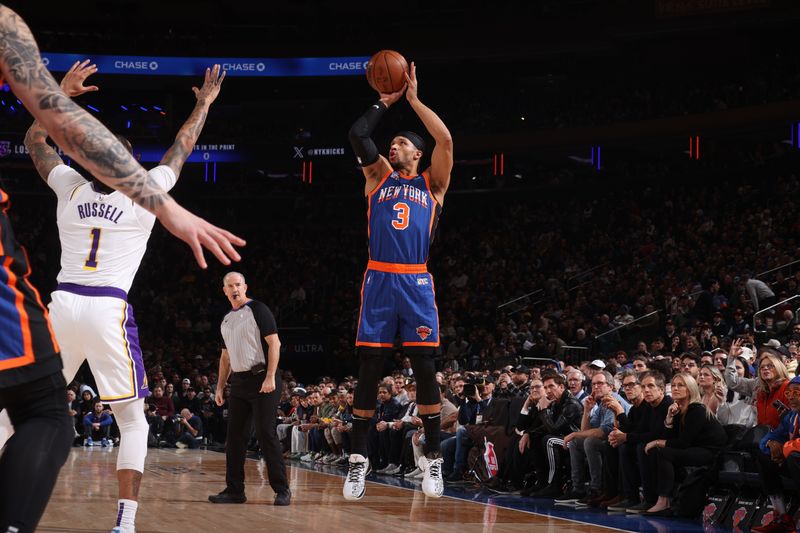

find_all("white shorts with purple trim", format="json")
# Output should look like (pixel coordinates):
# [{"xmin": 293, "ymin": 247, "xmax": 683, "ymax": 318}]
[{"xmin": 49, "ymin": 283, "xmax": 148, "ymax": 403}]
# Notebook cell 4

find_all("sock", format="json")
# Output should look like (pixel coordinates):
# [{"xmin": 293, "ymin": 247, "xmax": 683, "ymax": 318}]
[
  {"xmin": 420, "ymin": 413, "xmax": 441, "ymax": 456},
  {"xmin": 116, "ymin": 499, "xmax": 138, "ymax": 532},
  {"xmin": 351, "ymin": 415, "xmax": 370, "ymax": 457},
  {"xmin": 770, "ymin": 495, "xmax": 786, "ymax": 515}
]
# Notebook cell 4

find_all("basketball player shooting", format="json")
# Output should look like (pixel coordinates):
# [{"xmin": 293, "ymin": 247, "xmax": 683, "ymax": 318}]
[
  {"xmin": 344, "ymin": 60, "xmax": 453, "ymax": 500},
  {"xmin": 14, "ymin": 61, "xmax": 225, "ymax": 533}
]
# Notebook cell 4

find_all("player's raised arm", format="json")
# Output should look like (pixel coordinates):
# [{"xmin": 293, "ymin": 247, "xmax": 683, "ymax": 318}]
[
  {"xmin": 404, "ymin": 62, "xmax": 453, "ymax": 203},
  {"xmin": 0, "ymin": 7, "xmax": 244, "ymax": 268},
  {"xmin": 24, "ymin": 120, "xmax": 63, "ymax": 182},
  {"xmin": 348, "ymin": 86, "xmax": 405, "ymax": 195},
  {"xmin": 160, "ymin": 64, "xmax": 225, "ymax": 178},
  {"xmin": 24, "ymin": 60, "xmax": 98, "ymax": 182}
]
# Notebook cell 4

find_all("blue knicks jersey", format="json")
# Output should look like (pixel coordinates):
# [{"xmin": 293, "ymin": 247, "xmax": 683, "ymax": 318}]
[
  {"xmin": 367, "ymin": 170, "xmax": 441, "ymax": 265},
  {"xmin": 0, "ymin": 187, "xmax": 61, "ymax": 385}
]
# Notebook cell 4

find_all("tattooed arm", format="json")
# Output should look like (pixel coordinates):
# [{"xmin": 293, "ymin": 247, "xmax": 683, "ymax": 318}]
[
  {"xmin": 160, "ymin": 64, "xmax": 225, "ymax": 177},
  {"xmin": 24, "ymin": 60, "xmax": 101, "ymax": 183},
  {"xmin": 23, "ymin": 120, "xmax": 63, "ymax": 182},
  {"xmin": 0, "ymin": 6, "xmax": 244, "ymax": 267}
]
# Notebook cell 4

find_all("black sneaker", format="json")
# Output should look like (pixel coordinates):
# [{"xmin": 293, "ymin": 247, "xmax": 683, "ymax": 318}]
[
  {"xmin": 554, "ymin": 489, "xmax": 586, "ymax": 504},
  {"xmin": 607, "ymin": 498, "xmax": 639, "ymax": 512},
  {"xmin": 208, "ymin": 490, "xmax": 247, "ymax": 504},
  {"xmin": 274, "ymin": 490, "xmax": 291, "ymax": 506},
  {"xmin": 532, "ymin": 484, "xmax": 563, "ymax": 498}
]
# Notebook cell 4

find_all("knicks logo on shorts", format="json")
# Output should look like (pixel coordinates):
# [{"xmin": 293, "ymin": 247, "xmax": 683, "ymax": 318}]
[
  {"xmin": 416, "ymin": 326, "xmax": 432, "ymax": 341},
  {"xmin": 417, "ymin": 277, "xmax": 429, "ymax": 286}
]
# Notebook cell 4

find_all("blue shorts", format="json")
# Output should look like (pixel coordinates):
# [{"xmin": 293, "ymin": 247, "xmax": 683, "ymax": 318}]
[{"xmin": 356, "ymin": 268, "xmax": 440, "ymax": 348}]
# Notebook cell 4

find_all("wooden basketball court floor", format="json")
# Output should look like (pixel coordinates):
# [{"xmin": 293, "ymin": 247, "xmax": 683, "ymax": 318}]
[{"xmin": 38, "ymin": 447, "xmax": 712, "ymax": 533}]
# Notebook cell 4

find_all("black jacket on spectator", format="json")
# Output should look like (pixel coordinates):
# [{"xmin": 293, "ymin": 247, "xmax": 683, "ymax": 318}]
[
  {"xmin": 625, "ymin": 396, "xmax": 674, "ymax": 446},
  {"xmin": 537, "ymin": 389, "xmax": 582, "ymax": 437},
  {"xmin": 665, "ymin": 403, "xmax": 727, "ymax": 450},
  {"xmin": 480, "ymin": 396, "xmax": 510, "ymax": 428},
  {"xmin": 373, "ymin": 397, "xmax": 402, "ymax": 423},
  {"xmin": 616, "ymin": 400, "xmax": 645, "ymax": 434}
]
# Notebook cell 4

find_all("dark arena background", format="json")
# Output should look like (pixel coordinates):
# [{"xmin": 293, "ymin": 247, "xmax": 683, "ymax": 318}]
[{"xmin": 1, "ymin": 1, "xmax": 800, "ymax": 532}]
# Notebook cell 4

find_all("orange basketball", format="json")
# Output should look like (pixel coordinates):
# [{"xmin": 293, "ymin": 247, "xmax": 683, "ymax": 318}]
[{"xmin": 366, "ymin": 50, "xmax": 408, "ymax": 93}]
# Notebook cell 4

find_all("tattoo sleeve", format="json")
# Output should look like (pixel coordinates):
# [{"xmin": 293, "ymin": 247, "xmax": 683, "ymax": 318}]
[
  {"xmin": 24, "ymin": 120, "xmax": 64, "ymax": 181},
  {"xmin": 0, "ymin": 6, "xmax": 171, "ymax": 213},
  {"xmin": 160, "ymin": 101, "xmax": 209, "ymax": 177}
]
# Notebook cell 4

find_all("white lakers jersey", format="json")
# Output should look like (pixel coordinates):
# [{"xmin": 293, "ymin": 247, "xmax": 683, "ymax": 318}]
[{"xmin": 47, "ymin": 164, "xmax": 177, "ymax": 292}]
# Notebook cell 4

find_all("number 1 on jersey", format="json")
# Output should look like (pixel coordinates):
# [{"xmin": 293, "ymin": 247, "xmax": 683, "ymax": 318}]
[
  {"xmin": 84, "ymin": 227, "xmax": 102, "ymax": 270},
  {"xmin": 392, "ymin": 202, "xmax": 410, "ymax": 230}
]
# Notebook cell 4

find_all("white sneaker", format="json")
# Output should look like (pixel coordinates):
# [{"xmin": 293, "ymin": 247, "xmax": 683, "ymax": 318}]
[
  {"xmin": 343, "ymin": 454, "xmax": 370, "ymax": 500},
  {"xmin": 300, "ymin": 452, "xmax": 315, "ymax": 462},
  {"xmin": 419, "ymin": 456, "xmax": 444, "ymax": 498},
  {"xmin": 175, "ymin": 441, "xmax": 188, "ymax": 449}
]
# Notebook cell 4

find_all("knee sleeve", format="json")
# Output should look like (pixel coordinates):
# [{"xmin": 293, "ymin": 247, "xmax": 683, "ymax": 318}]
[
  {"xmin": 112, "ymin": 398, "xmax": 148, "ymax": 472},
  {"xmin": 353, "ymin": 348, "xmax": 389, "ymax": 411},
  {"xmin": 408, "ymin": 349, "xmax": 438, "ymax": 405}
]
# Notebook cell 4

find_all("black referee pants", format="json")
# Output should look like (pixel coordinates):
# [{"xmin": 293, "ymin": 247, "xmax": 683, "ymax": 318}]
[
  {"xmin": 226, "ymin": 371, "xmax": 289, "ymax": 495},
  {"xmin": 0, "ymin": 371, "xmax": 73, "ymax": 533}
]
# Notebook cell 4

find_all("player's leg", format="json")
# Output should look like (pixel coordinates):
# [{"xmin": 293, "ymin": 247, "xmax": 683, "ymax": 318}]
[
  {"xmin": 0, "ymin": 372, "xmax": 73, "ymax": 533},
  {"xmin": 399, "ymin": 272, "xmax": 443, "ymax": 497},
  {"xmin": 85, "ymin": 297, "xmax": 148, "ymax": 532},
  {"xmin": 343, "ymin": 346, "xmax": 389, "ymax": 500},
  {"xmin": 109, "ymin": 398, "xmax": 148, "ymax": 533},
  {"xmin": 345, "ymin": 270, "xmax": 397, "ymax": 500},
  {"xmin": 48, "ymin": 291, "xmax": 89, "ymax": 384}
]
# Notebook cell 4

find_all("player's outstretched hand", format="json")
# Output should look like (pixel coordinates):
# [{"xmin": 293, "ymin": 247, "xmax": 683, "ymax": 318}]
[
  {"xmin": 193, "ymin": 64, "xmax": 226, "ymax": 105},
  {"xmin": 155, "ymin": 200, "xmax": 245, "ymax": 269},
  {"xmin": 404, "ymin": 61, "xmax": 418, "ymax": 102},
  {"xmin": 60, "ymin": 60, "xmax": 99, "ymax": 97}
]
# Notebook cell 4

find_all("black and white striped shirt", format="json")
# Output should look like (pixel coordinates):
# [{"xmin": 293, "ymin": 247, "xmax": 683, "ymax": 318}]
[{"xmin": 220, "ymin": 299, "xmax": 278, "ymax": 373}]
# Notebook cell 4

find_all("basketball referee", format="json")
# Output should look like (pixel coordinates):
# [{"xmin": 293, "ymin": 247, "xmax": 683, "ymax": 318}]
[{"xmin": 208, "ymin": 272, "xmax": 291, "ymax": 506}]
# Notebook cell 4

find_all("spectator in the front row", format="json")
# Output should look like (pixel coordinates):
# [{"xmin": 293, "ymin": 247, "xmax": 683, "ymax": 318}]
[
  {"xmin": 528, "ymin": 374, "xmax": 582, "ymax": 497},
  {"xmin": 175, "ymin": 408, "xmax": 203, "ymax": 449},
  {"xmin": 145, "ymin": 385, "xmax": 175, "ymax": 443},
  {"xmin": 500, "ymin": 379, "xmax": 544, "ymax": 490},
  {"xmin": 67, "ymin": 389, "xmax": 81, "ymax": 442},
  {"xmin": 368, "ymin": 384, "xmax": 402, "ymax": 471},
  {"xmin": 613, "ymin": 371, "xmax": 674, "ymax": 514},
  {"xmin": 752, "ymin": 376, "xmax": 800, "ymax": 533},
  {"xmin": 498, "ymin": 365, "xmax": 531, "ymax": 398},
  {"xmin": 556, "ymin": 370, "xmax": 631, "ymax": 504},
  {"xmin": 595, "ymin": 370, "xmax": 644, "ymax": 508},
  {"xmin": 83, "ymin": 399, "xmax": 113, "ymax": 447},
  {"xmin": 642, "ymin": 373, "xmax": 727, "ymax": 516}
]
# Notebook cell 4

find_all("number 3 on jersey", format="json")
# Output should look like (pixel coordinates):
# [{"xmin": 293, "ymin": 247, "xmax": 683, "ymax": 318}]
[
  {"xmin": 392, "ymin": 202, "xmax": 410, "ymax": 230},
  {"xmin": 84, "ymin": 227, "xmax": 102, "ymax": 270}
]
